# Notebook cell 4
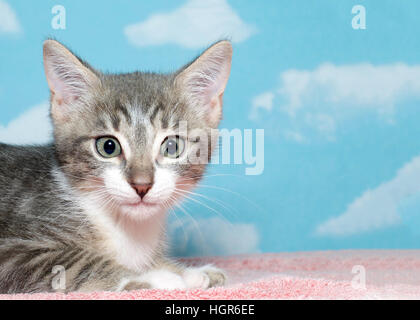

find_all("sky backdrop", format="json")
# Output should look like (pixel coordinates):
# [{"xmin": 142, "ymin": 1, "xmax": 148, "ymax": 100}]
[{"xmin": 1, "ymin": 0, "xmax": 420, "ymax": 256}]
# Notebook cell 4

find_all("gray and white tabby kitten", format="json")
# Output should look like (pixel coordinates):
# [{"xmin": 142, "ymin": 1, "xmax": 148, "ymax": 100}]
[{"xmin": 0, "ymin": 39, "xmax": 232, "ymax": 293}]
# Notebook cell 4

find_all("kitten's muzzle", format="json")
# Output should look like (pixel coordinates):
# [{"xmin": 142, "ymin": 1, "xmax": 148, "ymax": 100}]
[{"xmin": 131, "ymin": 183, "xmax": 153, "ymax": 199}]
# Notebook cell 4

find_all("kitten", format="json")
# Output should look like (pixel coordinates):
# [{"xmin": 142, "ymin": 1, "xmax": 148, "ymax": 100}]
[{"xmin": 0, "ymin": 39, "xmax": 232, "ymax": 293}]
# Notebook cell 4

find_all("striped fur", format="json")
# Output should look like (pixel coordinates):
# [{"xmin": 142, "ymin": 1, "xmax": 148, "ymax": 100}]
[{"xmin": 0, "ymin": 40, "xmax": 232, "ymax": 293}]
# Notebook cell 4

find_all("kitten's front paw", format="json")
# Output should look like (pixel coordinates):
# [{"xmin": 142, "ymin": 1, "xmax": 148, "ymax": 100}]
[
  {"xmin": 119, "ymin": 269, "xmax": 187, "ymax": 291},
  {"xmin": 183, "ymin": 265, "xmax": 226, "ymax": 289}
]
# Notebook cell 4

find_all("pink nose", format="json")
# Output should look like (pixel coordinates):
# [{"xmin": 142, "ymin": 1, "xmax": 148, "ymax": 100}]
[{"xmin": 131, "ymin": 183, "xmax": 152, "ymax": 199}]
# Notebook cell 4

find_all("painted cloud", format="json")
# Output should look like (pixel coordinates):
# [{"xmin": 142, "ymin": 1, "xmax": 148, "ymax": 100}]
[
  {"xmin": 249, "ymin": 91, "xmax": 274, "ymax": 121},
  {"xmin": 124, "ymin": 0, "xmax": 256, "ymax": 49},
  {"xmin": 315, "ymin": 155, "xmax": 420, "ymax": 237},
  {"xmin": 0, "ymin": 0, "xmax": 21, "ymax": 34},
  {"xmin": 252, "ymin": 63, "xmax": 420, "ymax": 142},
  {"xmin": 0, "ymin": 102, "xmax": 52, "ymax": 145},
  {"xmin": 170, "ymin": 217, "xmax": 259, "ymax": 256}
]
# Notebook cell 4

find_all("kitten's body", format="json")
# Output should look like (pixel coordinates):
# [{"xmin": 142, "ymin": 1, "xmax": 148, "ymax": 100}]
[
  {"xmin": 0, "ymin": 143, "xmax": 160, "ymax": 293},
  {"xmin": 0, "ymin": 40, "xmax": 232, "ymax": 293}
]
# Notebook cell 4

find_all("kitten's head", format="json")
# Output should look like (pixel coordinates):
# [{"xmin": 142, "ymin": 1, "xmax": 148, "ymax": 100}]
[{"xmin": 43, "ymin": 39, "xmax": 232, "ymax": 220}]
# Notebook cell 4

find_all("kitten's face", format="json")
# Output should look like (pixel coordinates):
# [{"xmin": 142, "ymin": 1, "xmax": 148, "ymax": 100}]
[
  {"xmin": 43, "ymin": 40, "xmax": 232, "ymax": 220},
  {"xmin": 54, "ymin": 80, "xmax": 215, "ymax": 220}
]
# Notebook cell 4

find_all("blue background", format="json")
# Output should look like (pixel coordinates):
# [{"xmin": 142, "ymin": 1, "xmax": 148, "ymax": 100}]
[{"xmin": 1, "ymin": 0, "xmax": 420, "ymax": 256}]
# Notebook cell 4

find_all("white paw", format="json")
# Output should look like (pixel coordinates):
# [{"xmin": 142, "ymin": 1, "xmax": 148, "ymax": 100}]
[
  {"xmin": 142, "ymin": 269, "xmax": 187, "ymax": 290},
  {"xmin": 182, "ymin": 265, "xmax": 226, "ymax": 289},
  {"xmin": 119, "ymin": 269, "xmax": 187, "ymax": 291},
  {"xmin": 183, "ymin": 268, "xmax": 210, "ymax": 289}
]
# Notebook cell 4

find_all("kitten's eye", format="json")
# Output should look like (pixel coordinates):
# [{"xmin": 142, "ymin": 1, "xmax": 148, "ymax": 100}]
[
  {"xmin": 160, "ymin": 136, "xmax": 185, "ymax": 159},
  {"xmin": 96, "ymin": 137, "xmax": 121, "ymax": 158}
]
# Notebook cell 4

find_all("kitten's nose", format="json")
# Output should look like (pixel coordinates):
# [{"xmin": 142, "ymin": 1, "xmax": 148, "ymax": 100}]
[{"xmin": 131, "ymin": 183, "xmax": 152, "ymax": 199}]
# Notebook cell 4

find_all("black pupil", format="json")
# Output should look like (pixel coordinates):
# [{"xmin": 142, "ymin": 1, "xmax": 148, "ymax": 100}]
[
  {"xmin": 167, "ymin": 139, "xmax": 178, "ymax": 155},
  {"xmin": 103, "ymin": 140, "xmax": 116, "ymax": 155}
]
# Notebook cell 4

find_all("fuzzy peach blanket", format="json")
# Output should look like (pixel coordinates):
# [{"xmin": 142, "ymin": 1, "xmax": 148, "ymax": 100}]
[{"xmin": 2, "ymin": 250, "xmax": 420, "ymax": 300}]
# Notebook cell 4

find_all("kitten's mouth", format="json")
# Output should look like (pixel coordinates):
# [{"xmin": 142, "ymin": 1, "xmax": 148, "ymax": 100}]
[{"xmin": 123, "ymin": 200, "xmax": 157, "ymax": 208}]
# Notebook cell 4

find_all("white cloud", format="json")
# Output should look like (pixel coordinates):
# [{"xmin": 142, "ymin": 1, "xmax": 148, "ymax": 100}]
[
  {"xmin": 284, "ymin": 130, "xmax": 306, "ymax": 143},
  {"xmin": 304, "ymin": 113, "xmax": 336, "ymax": 141},
  {"xmin": 0, "ymin": 1, "xmax": 22, "ymax": 34},
  {"xmin": 249, "ymin": 91, "xmax": 274, "ymax": 120},
  {"xmin": 251, "ymin": 63, "xmax": 420, "ymax": 142},
  {"xmin": 0, "ymin": 102, "xmax": 52, "ymax": 145},
  {"xmin": 124, "ymin": 0, "xmax": 256, "ymax": 49},
  {"xmin": 169, "ymin": 217, "xmax": 259, "ymax": 256},
  {"xmin": 315, "ymin": 155, "xmax": 420, "ymax": 237},
  {"xmin": 279, "ymin": 63, "xmax": 420, "ymax": 116}
]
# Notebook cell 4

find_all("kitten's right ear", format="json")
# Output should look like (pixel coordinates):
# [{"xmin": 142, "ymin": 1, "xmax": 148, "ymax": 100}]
[{"xmin": 43, "ymin": 40, "xmax": 100, "ymax": 118}]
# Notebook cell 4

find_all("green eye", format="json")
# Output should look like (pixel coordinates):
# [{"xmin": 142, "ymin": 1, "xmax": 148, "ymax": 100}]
[
  {"xmin": 96, "ymin": 137, "xmax": 122, "ymax": 158},
  {"xmin": 161, "ymin": 136, "xmax": 185, "ymax": 159}
]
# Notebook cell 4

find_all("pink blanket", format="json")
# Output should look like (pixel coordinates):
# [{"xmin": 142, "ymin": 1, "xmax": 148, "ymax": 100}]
[{"xmin": 2, "ymin": 250, "xmax": 420, "ymax": 300}]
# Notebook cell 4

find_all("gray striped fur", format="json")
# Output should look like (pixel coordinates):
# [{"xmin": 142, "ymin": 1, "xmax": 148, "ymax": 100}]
[{"xmin": 0, "ymin": 39, "xmax": 232, "ymax": 293}]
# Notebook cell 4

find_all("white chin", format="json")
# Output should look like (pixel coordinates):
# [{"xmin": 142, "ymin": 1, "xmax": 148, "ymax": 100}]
[{"xmin": 118, "ymin": 201, "xmax": 164, "ymax": 220}]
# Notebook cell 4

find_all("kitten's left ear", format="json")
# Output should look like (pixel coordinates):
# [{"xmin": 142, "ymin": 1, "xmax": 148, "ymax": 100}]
[{"xmin": 175, "ymin": 41, "xmax": 232, "ymax": 127}]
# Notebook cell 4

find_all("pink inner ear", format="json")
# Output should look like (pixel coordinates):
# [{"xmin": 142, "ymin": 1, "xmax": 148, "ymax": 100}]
[
  {"xmin": 188, "ymin": 66, "xmax": 229, "ymax": 106},
  {"xmin": 50, "ymin": 77, "xmax": 68, "ymax": 105},
  {"xmin": 46, "ymin": 62, "xmax": 85, "ymax": 105},
  {"xmin": 206, "ymin": 93, "xmax": 223, "ymax": 126}
]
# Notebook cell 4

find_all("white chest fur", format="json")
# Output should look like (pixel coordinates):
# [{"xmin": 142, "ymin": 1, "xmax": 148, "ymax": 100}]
[{"xmin": 83, "ymin": 200, "xmax": 167, "ymax": 271}]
